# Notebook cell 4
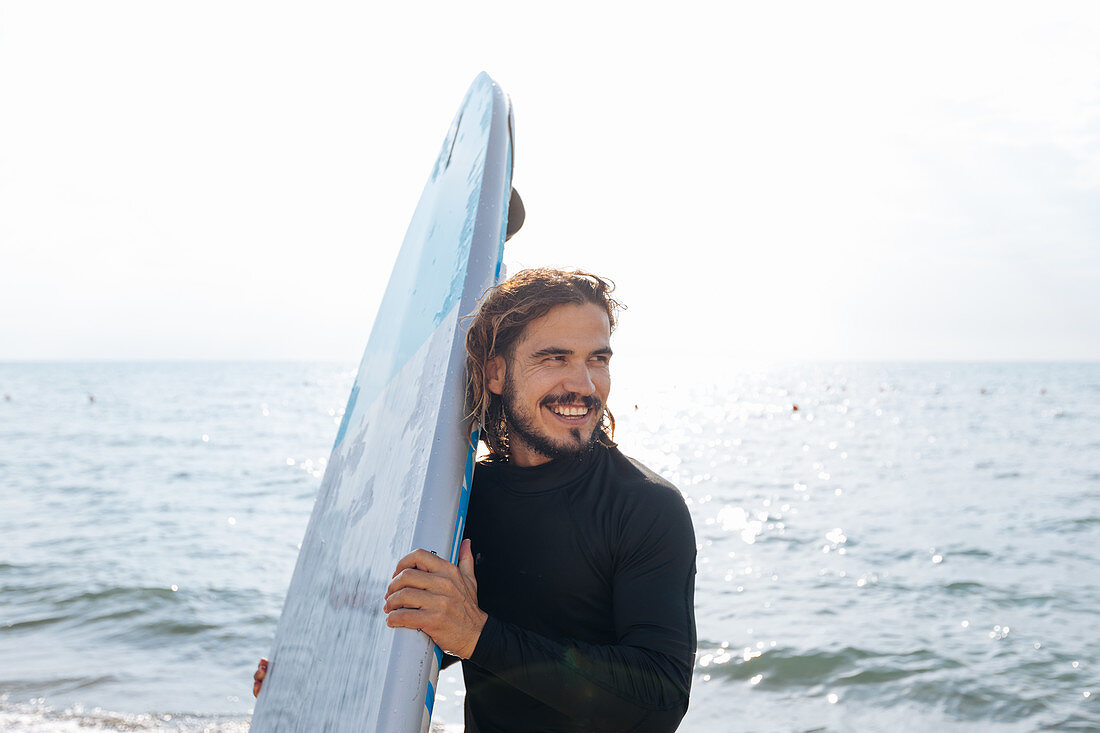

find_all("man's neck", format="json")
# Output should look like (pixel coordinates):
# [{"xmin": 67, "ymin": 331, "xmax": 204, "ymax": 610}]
[{"xmin": 508, "ymin": 440, "xmax": 553, "ymax": 468}]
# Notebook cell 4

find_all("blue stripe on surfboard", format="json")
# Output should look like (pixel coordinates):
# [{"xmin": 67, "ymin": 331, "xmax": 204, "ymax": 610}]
[
  {"xmin": 449, "ymin": 425, "xmax": 480, "ymax": 564},
  {"xmin": 333, "ymin": 383, "xmax": 359, "ymax": 448},
  {"xmin": 427, "ymin": 643, "xmax": 444, "ymax": 712},
  {"xmin": 429, "ymin": 425, "xmax": 479, "ymax": 715}
]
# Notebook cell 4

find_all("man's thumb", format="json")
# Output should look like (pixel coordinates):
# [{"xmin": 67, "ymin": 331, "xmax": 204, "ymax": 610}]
[{"xmin": 458, "ymin": 539, "xmax": 475, "ymax": 579}]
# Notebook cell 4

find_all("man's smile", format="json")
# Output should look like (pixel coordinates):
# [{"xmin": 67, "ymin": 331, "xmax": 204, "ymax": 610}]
[
  {"xmin": 545, "ymin": 404, "xmax": 593, "ymax": 422},
  {"xmin": 541, "ymin": 394, "xmax": 601, "ymax": 426}
]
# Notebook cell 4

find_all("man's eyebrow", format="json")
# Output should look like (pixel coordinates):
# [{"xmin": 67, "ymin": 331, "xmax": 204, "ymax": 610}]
[
  {"xmin": 530, "ymin": 347, "xmax": 573, "ymax": 358},
  {"xmin": 529, "ymin": 346, "xmax": 614, "ymax": 358}
]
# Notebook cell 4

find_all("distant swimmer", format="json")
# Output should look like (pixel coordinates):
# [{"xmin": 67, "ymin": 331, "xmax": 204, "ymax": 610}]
[
  {"xmin": 3, "ymin": 394, "xmax": 10, "ymax": 402},
  {"xmin": 88, "ymin": 395, "xmax": 95, "ymax": 403}
]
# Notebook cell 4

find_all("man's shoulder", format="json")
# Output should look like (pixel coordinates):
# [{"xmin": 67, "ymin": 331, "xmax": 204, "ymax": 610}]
[
  {"xmin": 602, "ymin": 447, "xmax": 696, "ymax": 562},
  {"xmin": 609, "ymin": 448, "xmax": 676, "ymax": 489},
  {"xmin": 604, "ymin": 447, "xmax": 689, "ymax": 515}
]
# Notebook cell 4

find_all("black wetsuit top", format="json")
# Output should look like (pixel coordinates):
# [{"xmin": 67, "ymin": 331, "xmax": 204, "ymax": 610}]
[{"xmin": 457, "ymin": 444, "xmax": 697, "ymax": 732}]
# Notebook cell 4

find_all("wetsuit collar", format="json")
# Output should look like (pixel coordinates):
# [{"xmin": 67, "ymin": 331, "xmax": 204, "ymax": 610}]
[{"xmin": 492, "ymin": 443, "xmax": 607, "ymax": 495}]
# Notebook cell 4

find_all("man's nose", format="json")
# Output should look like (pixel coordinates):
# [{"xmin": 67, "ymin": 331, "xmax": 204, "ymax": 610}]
[{"xmin": 562, "ymin": 362, "xmax": 596, "ymax": 395}]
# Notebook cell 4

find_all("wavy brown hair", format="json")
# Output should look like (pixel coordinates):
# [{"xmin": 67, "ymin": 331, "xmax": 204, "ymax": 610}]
[{"xmin": 464, "ymin": 268, "xmax": 623, "ymax": 461}]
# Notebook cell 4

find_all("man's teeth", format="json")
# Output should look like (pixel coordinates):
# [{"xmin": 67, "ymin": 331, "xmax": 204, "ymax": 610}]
[{"xmin": 549, "ymin": 405, "xmax": 589, "ymax": 417}]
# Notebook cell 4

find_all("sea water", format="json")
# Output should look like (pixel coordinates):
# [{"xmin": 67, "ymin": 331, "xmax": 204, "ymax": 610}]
[{"xmin": 0, "ymin": 361, "xmax": 1096, "ymax": 732}]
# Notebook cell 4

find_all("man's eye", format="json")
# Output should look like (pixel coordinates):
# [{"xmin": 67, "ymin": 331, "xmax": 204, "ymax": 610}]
[{"xmin": 590, "ymin": 355, "xmax": 610, "ymax": 364}]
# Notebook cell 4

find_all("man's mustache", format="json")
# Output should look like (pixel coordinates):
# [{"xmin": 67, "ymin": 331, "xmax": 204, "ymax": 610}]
[{"xmin": 540, "ymin": 394, "xmax": 603, "ymax": 411}]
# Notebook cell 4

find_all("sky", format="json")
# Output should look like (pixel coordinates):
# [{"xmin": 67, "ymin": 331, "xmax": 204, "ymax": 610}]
[{"xmin": 1, "ymin": 1, "xmax": 1098, "ymax": 363}]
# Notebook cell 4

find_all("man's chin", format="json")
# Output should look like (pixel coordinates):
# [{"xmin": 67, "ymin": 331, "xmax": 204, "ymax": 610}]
[
  {"xmin": 541, "ymin": 429, "xmax": 599, "ymax": 459},
  {"xmin": 515, "ymin": 425, "xmax": 598, "ymax": 462}
]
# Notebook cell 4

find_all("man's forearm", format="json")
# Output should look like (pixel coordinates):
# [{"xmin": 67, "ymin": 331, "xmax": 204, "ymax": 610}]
[{"xmin": 468, "ymin": 615, "xmax": 691, "ymax": 733}]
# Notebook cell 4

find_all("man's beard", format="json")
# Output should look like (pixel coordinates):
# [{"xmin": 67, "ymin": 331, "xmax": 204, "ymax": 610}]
[{"xmin": 501, "ymin": 373, "xmax": 602, "ymax": 462}]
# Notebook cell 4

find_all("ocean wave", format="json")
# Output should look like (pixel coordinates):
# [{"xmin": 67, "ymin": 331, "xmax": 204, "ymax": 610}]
[
  {"xmin": 696, "ymin": 644, "xmax": 961, "ymax": 688},
  {"xmin": 938, "ymin": 580, "xmax": 1080, "ymax": 609},
  {"xmin": 3, "ymin": 584, "xmax": 268, "ymax": 646},
  {"xmin": 0, "ymin": 676, "xmax": 121, "ymax": 698},
  {"xmin": 691, "ymin": 644, "xmax": 1097, "ymax": 725},
  {"xmin": 1033, "ymin": 515, "xmax": 1100, "ymax": 533},
  {"xmin": 0, "ymin": 702, "xmax": 249, "ymax": 733}
]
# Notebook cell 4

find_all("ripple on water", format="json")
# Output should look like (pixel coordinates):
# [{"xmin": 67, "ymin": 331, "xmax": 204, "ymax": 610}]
[
  {"xmin": 693, "ymin": 643, "xmax": 1072, "ymax": 724},
  {"xmin": 1033, "ymin": 515, "xmax": 1100, "ymax": 533},
  {"xmin": 696, "ymin": 644, "xmax": 962, "ymax": 687},
  {"xmin": 0, "ymin": 702, "xmax": 250, "ymax": 732},
  {"xmin": 0, "ymin": 676, "xmax": 122, "ymax": 697},
  {"xmin": 937, "ymin": 579, "xmax": 1080, "ymax": 611},
  {"xmin": 902, "ymin": 676, "xmax": 1052, "ymax": 722}
]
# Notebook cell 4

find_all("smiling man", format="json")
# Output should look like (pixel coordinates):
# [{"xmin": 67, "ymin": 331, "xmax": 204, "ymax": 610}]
[
  {"xmin": 254, "ymin": 269, "xmax": 697, "ymax": 729},
  {"xmin": 383, "ymin": 268, "xmax": 698, "ymax": 732}
]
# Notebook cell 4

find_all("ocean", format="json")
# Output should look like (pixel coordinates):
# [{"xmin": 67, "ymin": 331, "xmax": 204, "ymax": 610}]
[{"xmin": 0, "ymin": 361, "xmax": 1096, "ymax": 732}]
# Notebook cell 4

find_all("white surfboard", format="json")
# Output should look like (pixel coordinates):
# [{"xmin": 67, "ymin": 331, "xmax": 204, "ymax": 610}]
[{"xmin": 250, "ymin": 72, "xmax": 514, "ymax": 733}]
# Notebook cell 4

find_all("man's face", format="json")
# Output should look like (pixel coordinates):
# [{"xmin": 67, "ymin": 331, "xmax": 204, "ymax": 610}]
[{"xmin": 487, "ymin": 302, "xmax": 612, "ymax": 467}]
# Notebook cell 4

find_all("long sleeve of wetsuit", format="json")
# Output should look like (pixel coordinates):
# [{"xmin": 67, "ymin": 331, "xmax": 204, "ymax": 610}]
[{"xmin": 467, "ymin": 487, "xmax": 697, "ymax": 732}]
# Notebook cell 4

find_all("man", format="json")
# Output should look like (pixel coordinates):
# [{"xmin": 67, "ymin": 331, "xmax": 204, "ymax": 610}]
[{"xmin": 256, "ymin": 269, "xmax": 696, "ymax": 731}]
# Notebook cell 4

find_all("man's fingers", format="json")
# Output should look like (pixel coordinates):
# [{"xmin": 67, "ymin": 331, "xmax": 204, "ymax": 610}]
[
  {"xmin": 383, "ymin": 587, "xmax": 436, "ymax": 613},
  {"xmin": 385, "ymin": 567, "xmax": 447, "ymax": 598},
  {"xmin": 457, "ymin": 539, "xmax": 476, "ymax": 583},
  {"xmin": 391, "ymin": 548, "xmax": 449, "ymax": 578},
  {"xmin": 253, "ymin": 657, "xmax": 269, "ymax": 697},
  {"xmin": 385, "ymin": 607, "xmax": 431, "ymax": 630}
]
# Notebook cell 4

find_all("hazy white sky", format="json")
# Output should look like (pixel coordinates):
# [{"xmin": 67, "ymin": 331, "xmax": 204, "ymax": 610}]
[{"xmin": 1, "ymin": 1, "xmax": 1098, "ymax": 362}]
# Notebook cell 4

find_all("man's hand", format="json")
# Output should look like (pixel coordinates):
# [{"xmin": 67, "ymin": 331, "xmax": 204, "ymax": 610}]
[
  {"xmin": 252, "ymin": 657, "xmax": 268, "ymax": 698},
  {"xmin": 383, "ymin": 539, "xmax": 487, "ymax": 659}
]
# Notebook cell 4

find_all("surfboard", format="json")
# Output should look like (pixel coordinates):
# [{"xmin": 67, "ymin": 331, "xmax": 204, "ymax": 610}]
[{"xmin": 250, "ymin": 72, "xmax": 515, "ymax": 733}]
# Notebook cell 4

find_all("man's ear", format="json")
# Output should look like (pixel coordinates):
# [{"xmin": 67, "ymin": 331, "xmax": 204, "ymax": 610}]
[{"xmin": 486, "ymin": 355, "xmax": 506, "ymax": 396}]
